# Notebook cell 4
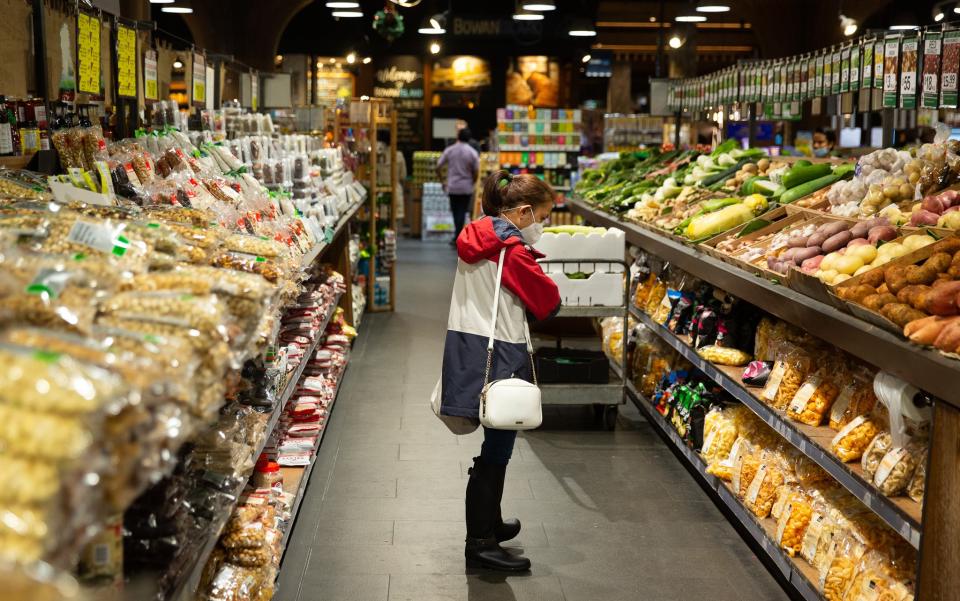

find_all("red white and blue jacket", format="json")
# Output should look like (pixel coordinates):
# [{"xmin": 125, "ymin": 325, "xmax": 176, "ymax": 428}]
[{"xmin": 439, "ymin": 216, "xmax": 561, "ymax": 419}]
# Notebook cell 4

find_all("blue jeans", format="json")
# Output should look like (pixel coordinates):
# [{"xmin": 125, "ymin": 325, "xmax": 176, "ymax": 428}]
[{"xmin": 480, "ymin": 427, "xmax": 517, "ymax": 466}]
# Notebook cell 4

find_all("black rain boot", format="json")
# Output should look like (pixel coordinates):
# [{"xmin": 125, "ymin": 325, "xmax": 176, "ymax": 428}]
[
  {"xmin": 465, "ymin": 457, "xmax": 531, "ymax": 572},
  {"xmin": 489, "ymin": 462, "xmax": 521, "ymax": 543}
]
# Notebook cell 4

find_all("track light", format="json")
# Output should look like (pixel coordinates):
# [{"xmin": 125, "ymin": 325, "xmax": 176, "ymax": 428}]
[
  {"xmin": 418, "ymin": 15, "xmax": 446, "ymax": 34},
  {"xmin": 325, "ymin": 1, "xmax": 359, "ymax": 6},
  {"xmin": 513, "ymin": 11, "xmax": 544, "ymax": 20},
  {"xmin": 172, "ymin": 59, "xmax": 184, "ymax": 69},
  {"xmin": 362, "ymin": 57, "xmax": 372, "ymax": 64},
  {"xmin": 935, "ymin": 11, "xmax": 945, "ymax": 21},
  {"xmin": 332, "ymin": 10, "xmax": 363, "ymax": 17},
  {"xmin": 568, "ymin": 17, "xmax": 597, "ymax": 37},
  {"xmin": 346, "ymin": 52, "xmax": 356, "ymax": 64}
]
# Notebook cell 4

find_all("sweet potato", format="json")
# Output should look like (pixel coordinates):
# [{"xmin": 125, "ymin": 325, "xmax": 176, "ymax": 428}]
[
  {"xmin": 922, "ymin": 281, "xmax": 960, "ymax": 315},
  {"xmin": 822, "ymin": 231, "xmax": 853, "ymax": 253},
  {"xmin": 817, "ymin": 221, "xmax": 850, "ymax": 237},
  {"xmin": 907, "ymin": 316, "xmax": 957, "ymax": 345},
  {"xmin": 881, "ymin": 303, "xmax": 928, "ymax": 327},
  {"xmin": 884, "ymin": 264, "xmax": 909, "ymax": 294},
  {"xmin": 807, "ymin": 231, "xmax": 829, "ymax": 248},
  {"xmin": 934, "ymin": 319, "xmax": 960, "ymax": 353},
  {"xmin": 861, "ymin": 269, "xmax": 885, "ymax": 289},
  {"xmin": 838, "ymin": 284, "xmax": 877, "ymax": 303},
  {"xmin": 868, "ymin": 225, "xmax": 898, "ymax": 244},
  {"xmin": 862, "ymin": 293, "xmax": 898, "ymax": 311}
]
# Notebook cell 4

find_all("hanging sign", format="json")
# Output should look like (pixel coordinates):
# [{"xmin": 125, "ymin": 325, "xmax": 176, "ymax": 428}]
[
  {"xmin": 883, "ymin": 34, "xmax": 901, "ymax": 108},
  {"xmin": 861, "ymin": 38, "xmax": 874, "ymax": 89},
  {"xmin": 831, "ymin": 48, "xmax": 841, "ymax": 94},
  {"xmin": 116, "ymin": 23, "xmax": 137, "ymax": 98},
  {"xmin": 840, "ymin": 45, "xmax": 851, "ymax": 93},
  {"xmin": 850, "ymin": 43, "xmax": 860, "ymax": 91},
  {"xmin": 144, "ymin": 50, "xmax": 158, "ymax": 100},
  {"xmin": 76, "ymin": 12, "xmax": 101, "ymax": 95},
  {"xmin": 941, "ymin": 29, "xmax": 960, "ymax": 107},
  {"xmin": 899, "ymin": 34, "xmax": 919, "ymax": 109},
  {"xmin": 874, "ymin": 39, "xmax": 885, "ymax": 89},
  {"xmin": 192, "ymin": 52, "xmax": 206, "ymax": 106},
  {"xmin": 922, "ymin": 32, "xmax": 942, "ymax": 109},
  {"xmin": 815, "ymin": 53, "xmax": 825, "ymax": 97},
  {"xmin": 251, "ymin": 72, "xmax": 259, "ymax": 111}
]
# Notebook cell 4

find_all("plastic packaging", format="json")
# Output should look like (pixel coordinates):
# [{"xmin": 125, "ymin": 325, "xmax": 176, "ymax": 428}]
[
  {"xmin": 762, "ymin": 342, "xmax": 813, "ymax": 410},
  {"xmin": 775, "ymin": 488, "xmax": 813, "ymax": 556},
  {"xmin": 830, "ymin": 415, "xmax": 881, "ymax": 462},
  {"xmin": 828, "ymin": 367, "xmax": 878, "ymax": 431},
  {"xmin": 787, "ymin": 366, "xmax": 842, "ymax": 426},
  {"xmin": 874, "ymin": 442, "xmax": 925, "ymax": 496},
  {"xmin": 696, "ymin": 345, "xmax": 751, "ymax": 366},
  {"xmin": 861, "ymin": 432, "xmax": 893, "ymax": 480},
  {"xmin": 908, "ymin": 448, "xmax": 927, "ymax": 503}
]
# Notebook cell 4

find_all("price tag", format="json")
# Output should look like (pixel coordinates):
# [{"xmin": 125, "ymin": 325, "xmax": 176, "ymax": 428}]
[
  {"xmin": 942, "ymin": 29, "xmax": 960, "ymax": 108},
  {"xmin": 116, "ymin": 23, "xmax": 137, "ymax": 98},
  {"xmin": 144, "ymin": 50, "xmax": 158, "ymax": 100},
  {"xmin": 900, "ymin": 35, "xmax": 919, "ymax": 109},
  {"xmin": 874, "ymin": 40, "xmax": 885, "ymax": 89},
  {"xmin": 862, "ymin": 39, "xmax": 874, "ymax": 89},
  {"xmin": 883, "ymin": 35, "xmax": 901, "ymax": 108},
  {"xmin": 192, "ymin": 52, "xmax": 206, "ymax": 105},
  {"xmin": 831, "ymin": 50, "xmax": 842, "ymax": 94},
  {"xmin": 849, "ymin": 43, "xmax": 860, "ymax": 91},
  {"xmin": 840, "ymin": 47, "xmax": 851, "ymax": 93},
  {"xmin": 922, "ymin": 33, "xmax": 941, "ymax": 108},
  {"xmin": 76, "ymin": 12, "xmax": 101, "ymax": 95},
  {"xmin": 815, "ymin": 54, "xmax": 825, "ymax": 97}
]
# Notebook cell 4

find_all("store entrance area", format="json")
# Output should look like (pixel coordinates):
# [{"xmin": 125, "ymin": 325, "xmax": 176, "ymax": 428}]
[{"xmin": 275, "ymin": 239, "xmax": 787, "ymax": 601}]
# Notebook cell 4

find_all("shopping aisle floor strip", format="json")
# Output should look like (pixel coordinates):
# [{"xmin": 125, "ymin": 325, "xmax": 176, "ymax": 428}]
[
  {"xmin": 628, "ymin": 305, "xmax": 923, "ymax": 548},
  {"xmin": 624, "ymin": 381, "xmax": 821, "ymax": 601}
]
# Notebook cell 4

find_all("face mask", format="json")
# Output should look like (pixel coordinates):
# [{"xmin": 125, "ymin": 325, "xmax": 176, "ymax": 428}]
[
  {"xmin": 813, "ymin": 147, "xmax": 829, "ymax": 157},
  {"xmin": 520, "ymin": 221, "xmax": 544, "ymax": 245}
]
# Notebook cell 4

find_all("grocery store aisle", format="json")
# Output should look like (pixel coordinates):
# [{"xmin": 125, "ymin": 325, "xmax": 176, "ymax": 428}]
[{"xmin": 276, "ymin": 239, "xmax": 789, "ymax": 601}]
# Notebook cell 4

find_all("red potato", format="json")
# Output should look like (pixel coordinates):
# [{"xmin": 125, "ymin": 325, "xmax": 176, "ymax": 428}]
[
  {"xmin": 946, "ymin": 205, "xmax": 960, "ymax": 214},
  {"xmin": 910, "ymin": 210, "xmax": 941, "ymax": 227},
  {"xmin": 922, "ymin": 195, "xmax": 947, "ymax": 214},
  {"xmin": 787, "ymin": 235, "xmax": 810, "ymax": 248},
  {"xmin": 791, "ymin": 247, "xmax": 821, "ymax": 264},
  {"xmin": 846, "ymin": 238, "xmax": 870, "ymax": 248},
  {"xmin": 941, "ymin": 189, "xmax": 960, "ymax": 207},
  {"xmin": 822, "ymin": 231, "xmax": 853, "ymax": 253},
  {"xmin": 850, "ymin": 222, "xmax": 871, "ymax": 239},
  {"xmin": 801, "ymin": 255, "xmax": 824, "ymax": 273},
  {"xmin": 867, "ymin": 225, "xmax": 898, "ymax": 244}
]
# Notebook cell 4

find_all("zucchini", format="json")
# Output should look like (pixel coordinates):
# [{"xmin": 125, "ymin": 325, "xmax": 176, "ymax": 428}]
[
  {"xmin": 779, "ymin": 172, "xmax": 842, "ymax": 204},
  {"xmin": 700, "ymin": 158, "xmax": 752, "ymax": 187},
  {"xmin": 793, "ymin": 159, "xmax": 812, "ymax": 167},
  {"xmin": 700, "ymin": 197, "xmax": 741, "ymax": 213},
  {"xmin": 781, "ymin": 163, "xmax": 832, "ymax": 189}
]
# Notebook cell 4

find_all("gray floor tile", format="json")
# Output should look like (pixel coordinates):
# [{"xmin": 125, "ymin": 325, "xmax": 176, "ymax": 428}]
[
  {"xmin": 393, "ymin": 520, "xmax": 549, "ymax": 548},
  {"xmin": 314, "ymin": 519, "xmax": 395, "ymax": 545},
  {"xmin": 296, "ymin": 573, "xmax": 389, "ymax": 601},
  {"xmin": 397, "ymin": 476, "xmax": 533, "ymax": 500},
  {"xmin": 326, "ymin": 477, "xmax": 398, "ymax": 499},
  {"xmin": 388, "ymin": 574, "xmax": 565, "ymax": 601}
]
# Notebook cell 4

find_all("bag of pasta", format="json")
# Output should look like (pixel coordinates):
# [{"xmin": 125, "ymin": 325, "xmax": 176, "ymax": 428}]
[
  {"xmin": 800, "ymin": 493, "xmax": 835, "ymax": 569},
  {"xmin": 775, "ymin": 488, "xmax": 814, "ymax": 556},
  {"xmin": 643, "ymin": 277, "xmax": 667, "ymax": 316},
  {"xmin": 907, "ymin": 448, "xmax": 927, "ymax": 503},
  {"xmin": 701, "ymin": 406, "xmax": 739, "ymax": 466},
  {"xmin": 874, "ymin": 440, "xmax": 925, "ymax": 497},
  {"xmin": 819, "ymin": 532, "xmax": 865, "ymax": 601},
  {"xmin": 844, "ymin": 550, "xmax": 915, "ymax": 601},
  {"xmin": 787, "ymin": 365, "xmax": 842, "ymax": 426},
  {"xmin": 861, "ymin": 432, "xmax": 893, "ymax": 480},
  {"xmin": 828, "ymin": 366, "xmax": 878, "ymax": 431},
  {"xmin": 753, "ymin": 317, "xmax": 777, "ymax": 363},
  {"xmin": 761, "ymin": 342, "xmax": 813, "ymax": 410},
  {"xmin": 739, "ymin": 451, "xmax": 786, "ymax": 518},
  {"xmin": 830, "ymin": 415, "xmax": 881, "ymax": 463},
  {"xmin": 707, "ymin": 435, "xmax": 746, "ymax": 482}
]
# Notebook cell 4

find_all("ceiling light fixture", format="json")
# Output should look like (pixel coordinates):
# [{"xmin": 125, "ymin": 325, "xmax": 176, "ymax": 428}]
[
  {"xmin": 668, "ymin": 35, "xmax": 683, "ymax": 49},
  {"xmin": 362, "ymin": 57, "xmax": 372, "ymax": 64},
  {"xmin": 522, "ymin": 1, "xmax": 556, "ymax": 10},
  {"xmin": 346, "ymin": 52, "xmax": 356, "ymax": 64},
  {"xmin": 581, "ymin": 54, "xmax": 591, "ymax": 63},
  {"xmin": 955, "ymin": 5, "xmax": 960, "ymax": 13},
  {"xmin": 418, "ymin": 15, "xmax": 446, "ymax": 34},
  {"xmin": 568, "ymin": 17, "xmax": 597, "ymax": 36},
  {"xmin": 161, "ymin": 4, "xmax": 193, "ymax": 13},
  {"xmin": 935, "ymin": 11, "xmax": 945, "ymax": 21},
  {"xmin": 172, "ymin": 59, "xmax": 184, "ymax": 69},
  {"xmin": 889, "ymin": 24, "xmax": 919, "ymax": 29},
  {"xmin": 325, "ymin": 1, "xmax": 359, "ymax": 7},
  {"xmin": 430, "ymin": 41, "xmax": 441, "ymax": 54},
  {"xmin": 332, "ymin": 10, "xmax": 363, "ymax": 17},
  {"xmin": 675, "ymin": 14, "xmax": 707, "ymax": 22},
  {"xmin": 840, "ymin": 14, "xmax": 857, "ymax": 36},
  {"xmin": 513, "ymin": 10, "xmax": 544, "ymax": 20},
  {"xmin": 695, "ymin": 2, "xmax": 730, "ymax": 12},
  {"xmin": 149, "ymin": 0, "xmax": 174, "ymax": 4}
]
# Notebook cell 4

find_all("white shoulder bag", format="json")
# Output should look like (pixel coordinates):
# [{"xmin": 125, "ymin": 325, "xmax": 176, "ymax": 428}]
[{"xmin": 479, "ymin": 248, "xmax": 542, "ymax": 430}]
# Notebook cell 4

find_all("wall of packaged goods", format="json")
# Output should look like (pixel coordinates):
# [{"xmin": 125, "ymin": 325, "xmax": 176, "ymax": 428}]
[{"xmin": 569, "ymin": 135, "xmax": 960, "ymax": 599}]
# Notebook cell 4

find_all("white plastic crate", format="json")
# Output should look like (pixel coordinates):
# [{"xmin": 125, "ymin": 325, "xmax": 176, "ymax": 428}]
[
  {"xmin": 534, "ymin": 228, "xmax": 625, "ymax": 274},
  {"xmin": 547, "ymin": 272, "xmax": 624, "ymax": 307}
]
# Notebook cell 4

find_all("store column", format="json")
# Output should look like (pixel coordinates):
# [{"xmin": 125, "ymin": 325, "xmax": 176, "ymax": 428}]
[{"xmin": 607, "ymin": 59, "xmax": 631, "ymax": 114}]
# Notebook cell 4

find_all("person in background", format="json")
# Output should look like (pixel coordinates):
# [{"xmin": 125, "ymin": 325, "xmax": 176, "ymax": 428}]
[
  {"xmin": 813, "ymin": 129, "xmax": 837, "ymax": 157},
  {"xmin": 438, "ymin": 128, "xmax": 480, "ymax": 245}
]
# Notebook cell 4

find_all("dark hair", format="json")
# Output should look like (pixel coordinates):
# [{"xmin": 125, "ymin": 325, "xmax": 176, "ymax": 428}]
[
  {"xmin": 815, "ymin": 128, "xmax": 836, "ymax": 145},
  {"xmin": 457, "ymin": 127, "xmax": 471, "ymax": 142},
  {"xmin": 481, "ymin": 170, "xmax": 555, "ymax": 217}
]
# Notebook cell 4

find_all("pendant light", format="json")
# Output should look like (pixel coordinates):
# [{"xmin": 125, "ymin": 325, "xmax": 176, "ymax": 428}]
[
  {"xmin": 568, "ymin": 17, "xmax": 596, "ymax": 37},
  {"xmin": 161, "ymin": 0, "xmax": 193, "ymax": 13},
  {"xmin": 522, "ymin": 0, "xmax": 556, "ymax": 11},
  {"xmin": 418, "ymin": 14, "xmax": 446, "ymax": 34},
  {"xmin": 695, "ymin": 2, "xmax": 730, "ymax": 12}
]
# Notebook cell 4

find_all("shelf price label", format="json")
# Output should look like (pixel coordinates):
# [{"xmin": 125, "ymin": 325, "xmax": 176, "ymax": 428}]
[
  {"xmin": 900, "ymin": 34, "xmax": 919, "ymax": 109},
  {"xmin": 941, "ymin": 29, "xmax": 960, "ymax": 108},
  {"xmin": 192, "ymin": 52, "xmax": 206, "ymax": 106},
  {"xmin": 76, "ymin": 12, "xmax": 101, "ymax": 95},
  {"xmin": 116, "ymin": 23, "xmax": 137, "ymax": 98},
  {"xmin": 883, "ymin": 34, "xmax": 901, "ymax": 108},
  {"xmin": 923, "ymin": 32, "xmax": 942, "ymax": 109},
  {"xmin": 144, "ymin": 50, "xmax": 158, "ymax": 100}
]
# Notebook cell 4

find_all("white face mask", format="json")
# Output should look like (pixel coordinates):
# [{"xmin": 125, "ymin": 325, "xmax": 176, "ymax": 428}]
[{"xmin": 520, "ymin": 221, "xmax": 544, "ymax": 245}]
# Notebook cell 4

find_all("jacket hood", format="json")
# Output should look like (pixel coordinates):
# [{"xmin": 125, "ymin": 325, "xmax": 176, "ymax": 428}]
[{"xmin": 457, "ymin": 216, "xmax": 529, "ymax": 263}]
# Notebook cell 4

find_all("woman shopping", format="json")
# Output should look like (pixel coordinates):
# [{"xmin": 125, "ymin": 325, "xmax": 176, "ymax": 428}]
[{"xmin": 436, "ymin": 170, "xmax": 561, "ymax": 571}]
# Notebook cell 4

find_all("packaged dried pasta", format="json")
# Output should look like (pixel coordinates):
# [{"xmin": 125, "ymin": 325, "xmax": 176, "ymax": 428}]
[
  {"xmin": 696, "ymin": 345, "xmax": 751, "ymax": 366},
  {"xmin": 819, "ymin": 533, "xmax": 865, "ymax": 601},
  {"xmin": 907, "ymin": 448, "xmax": 927, "ymax": 503},
  {"xmin": 761, "ymin": 342, "xmax": 813, "ymax": 410},
  {"xmin": 861, "ymin": 432, "xmax": 893, "ymax": 480},
  {"xmin": 874, "ymin": 443, "xmax": 924, "ymax": 496},
  {"xmin": 736, "ymin": 450, "xmax": 786, "ymax": 518},
  {"xmin": 707, "ymin": 436, "xmax": 746, "ymax": 482},
  {"xmin": 800, "ymin": 496, "xmax": 833, "ymax": 569},
  {"xmin": 787, "ymin": 366, "xmax": 842, "ymax": 426},
  {"xmin": 830, "ymin": 416, "xmax": 881, "ymax": 463},
  {"xmin": 828, "ymin": 367, "xmax": 878, "ymax": 431},
  {"xmin": 775, "ymin": 489, "xmax": 813, "ymax": 556},
  {"xmin": 701, "ymin": 407, "xmax": 739, "ymax": 466},
  {"xmin": 844, "ymin": 551, "xmax": 914, "ymax": 601}
]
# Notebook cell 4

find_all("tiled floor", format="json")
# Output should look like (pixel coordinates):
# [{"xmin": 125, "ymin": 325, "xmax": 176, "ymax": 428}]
[{"xmin": 275, "ymin": 239, "xmax": 790, "ymax": 601}]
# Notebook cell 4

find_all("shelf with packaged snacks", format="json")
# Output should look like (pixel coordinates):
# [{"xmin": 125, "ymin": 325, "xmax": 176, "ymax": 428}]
[
  {"xmin": 624, "ymin": 382, "xmax": 822, "ymax": 601},
  {"xmin": 299, "ymin": 199, "xmax": 365, "ymax": 269},
  {"xmin": 165, "ymin": 291, "xmax": 344, "ymax": 601},
  {"xmin": 569, "ymin": 198, "xmax": 960, "ymax": 412},
  {"xmin": 628, "ymin": 305, "xmax": 923, "ymax": 549}
]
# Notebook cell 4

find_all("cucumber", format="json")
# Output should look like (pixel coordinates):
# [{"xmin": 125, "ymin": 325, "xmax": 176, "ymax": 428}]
[
  {"xmin": 779, "ymin": 172, "xmax": 842, "ymax": 204},
  {"xmin": 781, "ymin": 163, "xmax": 832, "ymax": 189}
]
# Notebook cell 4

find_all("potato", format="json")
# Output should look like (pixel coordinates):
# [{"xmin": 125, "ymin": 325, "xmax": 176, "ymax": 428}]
[
  {"xmin": 910, "ymin": 209, "xmax": 941, "ymax": 227},
  {"xmin": 817, "ymin": 269, "xmax": 839, "ymax": 283},
  {"xmin": 801, "ymin": 255, "xmax": 824, "ymax": 273},
  {"xmin": 787, "ymin": 235, "xmax": 810, "ymax": 248},
  {"xmin": 822, "ymin": 231, "xmax": 853, "ymax": 253},
  {"xmin": 834, "ymin": 255, "xmax": 865, "ymax": 275},
  {"xmin": 846, "ymin": 238, "xmax": 870, "ymax": 248},
  {"xmin": 867, "ymin": 226, "xmax": 898, "ymax": 244},
  {"xmin": 861, "ymin": 269, "xmax": 885, "ymax": 288},
  {"xmin": 807, "ymin": 231, "xmax": 829, "ymax": 248},
  {"xmin": 921, "ymin": 195, "xmax": 947, "ymax": 214},
  {"xmin": 820, "ymin": 252, "xmax": 841, "ymax": 272},
  {"xmin": 817, "ymin": 221, "xmax": 850, "ymax": 237},
  {"xmin": 897, "ymin": 284, "xmax": 931, "ymax": 307},
  {"xmin": 834, "ymin": 274, "xmax": 852, "ymax": 284},
  {"xmin": 854, "ymin": 265, "xmax": 874, "ymax": 277},
  {"xmin": 847, "ymin": 245, "xmax": 878, "ymax": 264},
  {"xmin": 880, "ymin": 303, "xmax": 928, "ymax": 327},
  {"xmin": 903, "ymin": 234, "xmax": 937, "ymax": 252},
  {"xmin": 885, "ymin": 264, "xmax": 909, "ymax": 294},
  {"xmin": 923, "ymin": 281, "xmax": 960, "ymax": 315},
  {"xmin": 877, "ymin": 243, "xmax": 907, "ymax": 260},
  {"xmin": 863, "ymin": 293, "xmax": 897, "ymax": 311},
  {"xmin": 792, "ymin": 246, "xmax": 822, "ymax": 264},
  {"xmin": 906, "ymin": 315, "xmax": 956, "ymax": 345},
  {"xmin": 837, "ymin": 285, "xmax": 877, "ymax": 302},
  {"xmin": 849, "ymin": 222, "xmax": 871, "ymax": 239}
]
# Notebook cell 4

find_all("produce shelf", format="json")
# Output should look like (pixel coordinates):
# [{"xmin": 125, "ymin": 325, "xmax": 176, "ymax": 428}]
[
  {"xmin": 629, "ymin": 305, "xmax": 923, "ymax": 549},
  {"xmin": 554, "ymin": 306, "xmax": 624, "ymax": 318},
  {"xmin": 279, "ymin": 354, "xmax": 351, "ymax": 556},
  {"xmin": 168, "ymin": 292, "xmax": 343, "ymax": 601},
  {"xmin": 625, "ymin": 382, "xmax": 821, "ymax": 601},
  {"xmin": 569, "ymin": 198, "xmax": 960, "ymax": 411}
]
